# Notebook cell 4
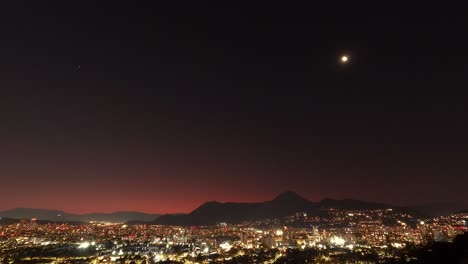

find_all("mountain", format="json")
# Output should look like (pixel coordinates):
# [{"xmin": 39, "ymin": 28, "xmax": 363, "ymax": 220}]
[
  {"xmin": 153, "ymin": 191, "xmax": 418, "ymax": 226},
  {"xmin": 272, "ymin": 190, "xmax": 311, "ymax": 204},
  {"xmin": 0, "ymin": 217, "xmax": 21, "ymax": 226},
  {"xmin": 1, "ymin": 192, "xmax": 424, "ymax": 225},
  {"xmin": 319, "ymin": 198, "xmax": 392, "ymax": 210},
  {"xmin": 72, "ymin": 212, "xmax": 161, "ymax": 222},
  {"xmin": 319, "ymin": 198, "xmax": 424, "ymax": 218},
  {"xmin": 410, "ymin": 202, "xmax": 468, "ymax": 217},
  {"xmin": 154, "ymin": 191, "xmax": 313, "ymax": 226},
  {"xmin": 0, "ymin": 208, "xmax": 66, "ymax": 221},
  {"xmin": 0, "ymin": 208, "xmax": 161, "ymax": 223},
  {"xmin": 0, "ymin": 217, "xmax": 84, "ymax": 226}
]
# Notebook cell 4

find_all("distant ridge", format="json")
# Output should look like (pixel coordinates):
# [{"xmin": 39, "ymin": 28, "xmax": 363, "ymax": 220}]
[
  {"xmin": 0, "ymin": 217, "xmax": 84, "ymax": 226},
  {"xmin": 0, "ymin": 217, "xmax": 23, "ymax": 226},
  {"xmin": 272, "ymin": 190, "xmax": 310, "ymax": 203},
  {"xmin": 0, "ymin": 208, "xmax": 161, "ymax": 223},
  {"xmin": 0, "ymin": 208, "xmax": 65, "ymax": 220},
  {"xmin": 1, "ymin": 192, "xmax": 428, "ymax": 225},
  {"xmin": 153, "ymin": 191, "xmax": 420, "ymax": 226},
  {"xmin": 410, "ymin": 202, "xmax": 468, "ymax": 217},
  {"xmin": 319, "ymin": 198, "xmax": 397, "ymax": 210}
]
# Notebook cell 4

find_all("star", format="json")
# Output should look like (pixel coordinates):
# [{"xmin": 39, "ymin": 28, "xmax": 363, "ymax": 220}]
[{"xmin": 73, "ymin": 64, "xmax": 81, "ymax": 72}]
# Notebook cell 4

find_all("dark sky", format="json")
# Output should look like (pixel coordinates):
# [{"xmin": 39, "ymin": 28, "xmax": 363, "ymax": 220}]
[{"xmin": 0, "ymin": 2, "xmax": 467, "ymax": 213}]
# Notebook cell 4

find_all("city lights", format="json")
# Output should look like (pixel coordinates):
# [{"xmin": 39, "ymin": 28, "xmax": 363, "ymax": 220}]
[
  {"xmin": 78, "ymin": 242, "xmax": 90, "ymax": 249},
  {"xmin": 0, "ymin": 209, "xmax": 466, "ymax": 263}
]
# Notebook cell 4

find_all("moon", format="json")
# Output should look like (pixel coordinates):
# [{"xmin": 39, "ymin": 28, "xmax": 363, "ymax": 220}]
[{"xmin": 340, "ymin": 55, "xmax": 349, "ymax": 63}]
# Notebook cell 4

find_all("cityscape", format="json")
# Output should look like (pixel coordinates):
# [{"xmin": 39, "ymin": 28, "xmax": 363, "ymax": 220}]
[{"xmin": 1, "ymin": 192, "xmax": 467, "ymax": 263}]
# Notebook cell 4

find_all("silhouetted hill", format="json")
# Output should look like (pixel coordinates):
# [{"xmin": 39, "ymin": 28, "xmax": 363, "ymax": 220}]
[
  {"xmin": 0, "ymin": 208, "xmax": 161, "ymax": 223},
  {"xmin": 154, "ymin": 191, "xmax": 420, "ymax": 226},
  {"xmin": 320, "ymin": 198, "xmax": 423, "ymax": 218},
  {"xmin": 155, "ymin": 191, "xmax": 314, "ymax": 225},
  {"xmin": 0, "ymin": 217, "xmax": 84, "ymax": 226},
  {"xmin": 272, "ymin": 191, "xmax": 310, "ymax": 204},
  {"xmin": 0, "ymin": 217, "xmax": 21, "ymax": 225},
  {"xmin": 410, "ymin": 202, "xmax": 468, "ymax": 217},
  {"xmin": 0, "ymin": 208, "xmax": 66, "ymax": 220},
  {"xmin": 76, "ymin": 211, "xmax": 160, "ymax": 222},
  {"xmin": 388, "ymin": 232, "xmax": 468, "ymax": 264},
  {"xmin": 319, "ymin": 198, "xmax": 392, "ymax": 210}
]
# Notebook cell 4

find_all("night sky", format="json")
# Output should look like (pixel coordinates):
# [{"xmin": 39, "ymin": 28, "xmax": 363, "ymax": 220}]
[{"xmin": 1, "ymin": 2, "xmax": 467, "ymax": 213}]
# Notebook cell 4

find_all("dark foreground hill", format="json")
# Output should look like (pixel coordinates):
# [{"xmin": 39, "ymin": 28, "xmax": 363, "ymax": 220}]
[{"xmin": 154, "ymin": 191, "xmax": 420, "ymax": 226}]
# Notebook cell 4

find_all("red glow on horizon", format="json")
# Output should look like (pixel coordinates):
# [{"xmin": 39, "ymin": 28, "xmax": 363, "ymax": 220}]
[{"xmin": 0, "ymin": 188, "xmax": 324, "ymax": 214}]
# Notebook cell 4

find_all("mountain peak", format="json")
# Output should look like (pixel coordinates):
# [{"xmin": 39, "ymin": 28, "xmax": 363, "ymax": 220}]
[
  {"xmin": 198, "ymin": 201, "xmax": 222, "ymax": 208},
  {"xmin": 272, "ymin": 191, "xmax": 309, "ymax": 203}
]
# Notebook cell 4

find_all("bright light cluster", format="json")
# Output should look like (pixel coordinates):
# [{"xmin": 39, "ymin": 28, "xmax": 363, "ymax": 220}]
[
  {"xmin": 330, "ymin": 236, "xmax": 345, "ymax": 246},
  {"xmin": 219, "ymin": 242, "xmax": 232, "ymax": 251},
  {"xmin": 78, "ymin": 242, "xmax": 90, "ymax": 249}
]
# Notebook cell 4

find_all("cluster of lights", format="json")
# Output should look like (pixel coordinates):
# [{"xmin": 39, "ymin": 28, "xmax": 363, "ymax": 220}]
[
  {"xmin": 330, "ymin": 236, "xmax": 345, "ymax": 246},
  {"xmin": 78, "ymin": 241, "xmax": 95, "ymax": 249},
  {"xmin": 219, "ymin": 241, "xmax": 232, "ymax": 251},
  {"xmin": 1, "ymin": 209, "xmax": 466, "ymax": 263}
]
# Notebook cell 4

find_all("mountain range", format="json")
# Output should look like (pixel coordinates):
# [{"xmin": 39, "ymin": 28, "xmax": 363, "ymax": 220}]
[
  {"xmin": 410, "ymin": 202, "xmax": 468, "ymax": 217},
  {"xmin": 152, "ymin": 191, "xmax": 422, "ymax": 226},
  {"xmin": 0, "ymin": 217, "xmax": 84, "ymax": 226},
  {"xmin": 0, "ymin": 208, "xmax": 160, "ymax": 223},
  {"xmin": 2, "ymin": 191, "xmax": 465, "ymax": 225}
]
